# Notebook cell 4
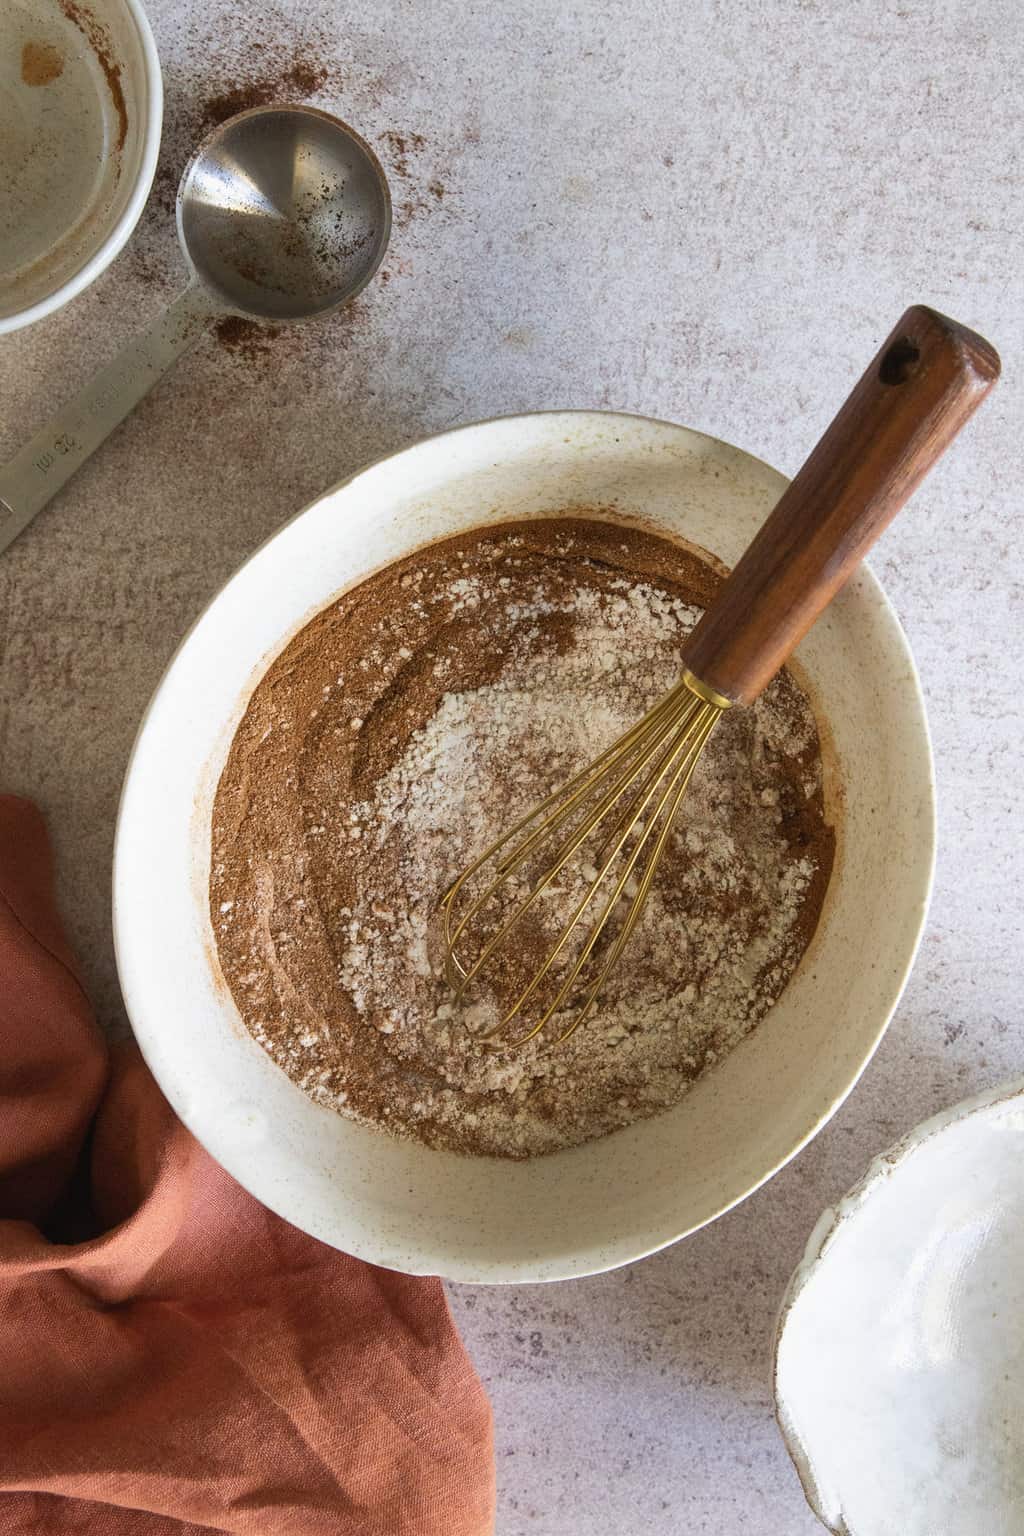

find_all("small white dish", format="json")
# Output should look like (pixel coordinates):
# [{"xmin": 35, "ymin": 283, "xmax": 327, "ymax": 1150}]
[
  {"xmin": 113, "ymin": 411, "xmax": 935, "ymax": 1282},
  {"xmin": 0, "ymin": 0, "xmax": 162, "ymax": 333},
  {"xmin": 775, "ymin": 1078, "xmax": 1024, "ymax": 1535}
]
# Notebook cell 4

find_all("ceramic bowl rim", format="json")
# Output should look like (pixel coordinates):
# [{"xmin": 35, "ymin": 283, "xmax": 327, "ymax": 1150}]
[{"xmin": 773, "ymin": 1074, "xmax": 1024, "ymax": 1532}]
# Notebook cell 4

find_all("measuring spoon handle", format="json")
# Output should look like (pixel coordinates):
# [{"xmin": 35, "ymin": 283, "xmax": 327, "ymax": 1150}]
[{"xmin": 0, "ymin": 283, "xmax": 218, "ymax": 557}]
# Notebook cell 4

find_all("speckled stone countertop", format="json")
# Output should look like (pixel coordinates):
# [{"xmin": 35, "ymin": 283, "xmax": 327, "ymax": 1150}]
[{"xmin": 2, "ymin": 1, "xmax": 1021, "ymax": 1529}]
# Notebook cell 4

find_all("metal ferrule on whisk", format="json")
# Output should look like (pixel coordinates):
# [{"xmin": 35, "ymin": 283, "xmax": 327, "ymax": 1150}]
[{"xmin": 680, "ymin": 668, "xmax": 734, "ymax": 712}]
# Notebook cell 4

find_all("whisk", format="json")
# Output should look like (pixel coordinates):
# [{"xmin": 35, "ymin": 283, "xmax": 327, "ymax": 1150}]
[{"xmin": 441, "ymin": 306, "xmax": 999, "ymax": 1047}]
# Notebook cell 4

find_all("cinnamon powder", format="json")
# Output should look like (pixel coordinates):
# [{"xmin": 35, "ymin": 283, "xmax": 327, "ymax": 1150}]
[
  {"xmin": 210, "ymin": 517, "xmax": 835, "ymax": 1159},
  {"xmin": 20, "ymin": 42, "xmax": 64, "ymax": 87},
  {"xmin": 58, "ymin": 0, "xmax": 127, "ymax": 152}
]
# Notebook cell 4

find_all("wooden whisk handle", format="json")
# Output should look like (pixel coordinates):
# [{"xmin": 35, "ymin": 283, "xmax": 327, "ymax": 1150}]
[{"xmin": 680, "ymin": 305, "xmax": 1000, "ymax": 705}]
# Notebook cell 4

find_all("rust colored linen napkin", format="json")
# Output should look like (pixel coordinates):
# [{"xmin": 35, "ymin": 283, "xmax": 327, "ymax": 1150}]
[{"xmin": 0, "ymin": 796, "xmax": 495, "ymax": 1534}]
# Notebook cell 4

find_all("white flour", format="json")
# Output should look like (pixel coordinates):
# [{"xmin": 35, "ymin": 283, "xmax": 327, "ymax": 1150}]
[{"xmin": 332, "ymin": 575, "xmax": 822, "ymax": 1155}]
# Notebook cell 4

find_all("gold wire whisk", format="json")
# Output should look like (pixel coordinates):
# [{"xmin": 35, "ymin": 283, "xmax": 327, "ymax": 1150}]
[
  {"xmin": 441, "ymin": 672, "xmax": 726, "ymax": 1047},
  {"xmin": 440, "ymin": 307, "xmax": 1000, "ymax": 1049}
]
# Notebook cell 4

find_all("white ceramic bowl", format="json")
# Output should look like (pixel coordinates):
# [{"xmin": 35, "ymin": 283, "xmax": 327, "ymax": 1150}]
[
  {"xmin": 0, "ymin": 0, "xmax": 161, "ymax": 333},
  {"xmin": 113, "ymin": 411, "xmax": 935, "ymax": 1282},
  {"xmin": 775, "ymin": 1079, "xmax": 1024, "ymax": 1536}
]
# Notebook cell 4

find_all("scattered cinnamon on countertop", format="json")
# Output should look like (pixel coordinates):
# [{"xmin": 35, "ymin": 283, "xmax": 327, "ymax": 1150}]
[{"xmin": 200, "ymin": 60, "xmax": 331, "ymax": 130}]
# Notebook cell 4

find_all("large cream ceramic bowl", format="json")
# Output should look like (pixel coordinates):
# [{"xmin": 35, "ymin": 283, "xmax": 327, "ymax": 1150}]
[{"xmin": 113, "ymin": 412, "xmax": 935, "ymax": 1283}]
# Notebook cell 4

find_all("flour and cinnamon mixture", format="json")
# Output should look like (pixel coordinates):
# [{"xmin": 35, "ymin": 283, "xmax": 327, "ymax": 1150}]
[{"xmin": 210, "ymin": 517, "xmax": 835, "ymax": 1158}]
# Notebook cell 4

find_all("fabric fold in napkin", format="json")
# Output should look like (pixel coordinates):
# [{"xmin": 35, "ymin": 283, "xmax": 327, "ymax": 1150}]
[{"xmin": 0, "ymin": 796, "xmax": 494, "ymax": 1535}]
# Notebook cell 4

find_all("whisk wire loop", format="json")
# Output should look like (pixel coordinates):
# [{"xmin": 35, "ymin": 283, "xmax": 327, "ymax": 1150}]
[
  {"xmin": 501, "ymin": 703, "xmax": 720, "ymax": 1049},
  {"xmin": 479, "ymin": 697, "xmax": 709, "ymax": 1043},
  {"xmin": 441, "ymin": 680, "xmax": 703, "ymax": 991},
  {"xmin": 440, "ymin": 675, "xmax": 725, "ymax": 1046}
]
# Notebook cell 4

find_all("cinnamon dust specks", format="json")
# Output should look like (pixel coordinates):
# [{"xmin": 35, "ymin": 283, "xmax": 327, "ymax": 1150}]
[
  {"xmin": 210, "ymin": 518, "xmax": 836, "ymax": 1159},
  {"xmin": 377, "ymin": 129, "xmax": 441, "ymax": 225},
  {"xmin": 21, "ymin": 41, "xmax": 64, "ymax": 87},
  {"xmin": 199, "ymin": 60, "xmax": 332, "ymax": 131},
  {"xmin": 213, "ymin": 316, "xmax": 276, "ymax": 363},
  {"xmin": 379, "ymin": 129, "xmax": 426, "ymax": 178},
  {"xmin": 57, "ymin": 0, "xmax": 127, "ymax": 150},
  {"xmin": 212, "ymin": 303, "xmax": 367, "ymax": 368}
]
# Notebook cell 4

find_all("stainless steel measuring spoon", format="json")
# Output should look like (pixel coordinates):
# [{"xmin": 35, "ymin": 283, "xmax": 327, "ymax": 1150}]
[{"xmin": 0, "ymin": 104, "xmax": 391, "ymax": 556}]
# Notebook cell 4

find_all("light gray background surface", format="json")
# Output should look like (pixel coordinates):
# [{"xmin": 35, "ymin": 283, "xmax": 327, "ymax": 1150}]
[{"xmin": 2, "ymin": 1, "xmax": 1021, "ymax": 1529}]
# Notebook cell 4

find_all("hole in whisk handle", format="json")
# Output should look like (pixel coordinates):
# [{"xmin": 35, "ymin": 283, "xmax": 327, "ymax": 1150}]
[{"xmin": 878, "ymin": 336, "xmax": 922, "ymax": 386}]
